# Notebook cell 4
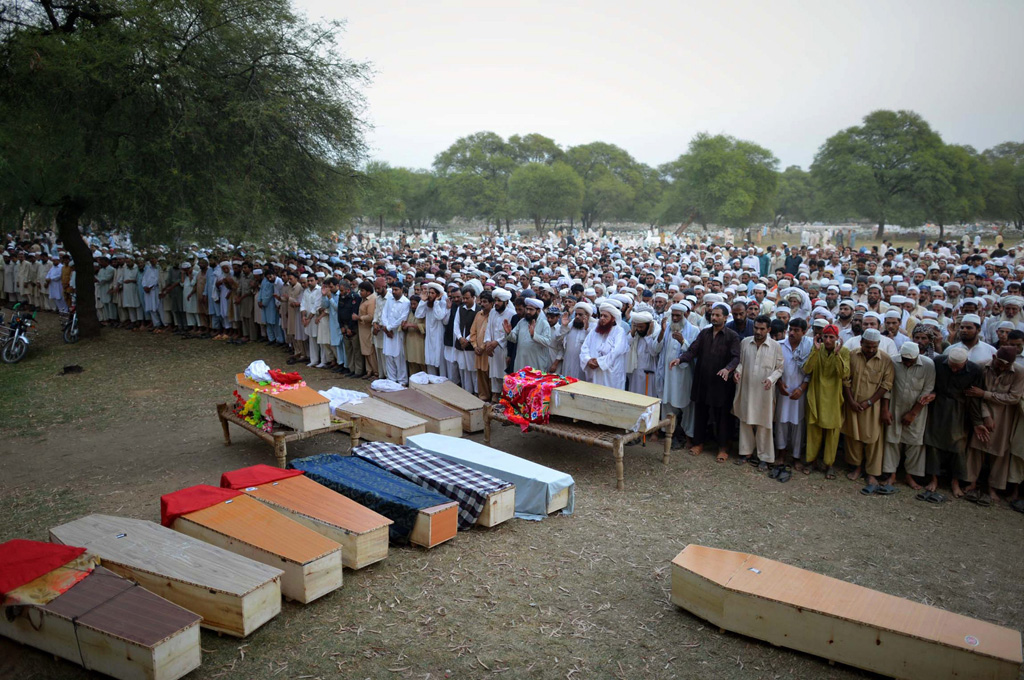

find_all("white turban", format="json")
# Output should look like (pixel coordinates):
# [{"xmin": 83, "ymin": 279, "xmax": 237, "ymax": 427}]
[
  {"xmin": 252, "ymin": 268, "xmax": 263, "ymax": 275},
  {"xmin": 493, "ymin": 288, "xmax": 512, "ymax": 302},
  {"xmin": 631, "ymin": 312, "xmax": 654, "ymax": 325},
  {"xmin": 599, "ymin": 303, "xmax": 622, "ymax": 321},
  {"xmin": 524, "ymin": 298, "xmax": 544, "ymax": 310},
  {"xmin": 961, "ymin": 313, "xmax": 982, "ymax": 326},
  {"xmin": 575, "ymin": 302, "xmax": 594, "ymax": 316},
  {"xmin": 425, "ymin": 282, "xmax": 444, "ymax": 294},
  {"xmin": 670, "ymin": 303, "xmax": 688, "ymax": 313}
]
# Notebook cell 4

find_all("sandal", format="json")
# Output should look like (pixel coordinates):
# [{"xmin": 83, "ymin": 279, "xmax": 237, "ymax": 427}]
[
  {"xmin": 976, "ymin": 495, "xmax": 993, "ymax": 508},
  {"xmin": 824, "ymin": 467, "xmax": 836, "ymax": 480},
  {"xmin": 777, "ymin": 466, "xmax": 793, "ymax": 483},
  {"xmin": 757, "ymin": 461, "xmax": 769, "ymax": 472},
  {"xmin": 1011, "ymin": 499, "xmax": 1024, "ymax": 514},
  {"xmin": 733, "ymin": 456, "xmax": 749, "ymax": 466},
  {"xmin": 768, "ymin": 465, "xmax": 783, "ymax": 479},
  {"xmin": 964, "ymin": 489, "xmax": 981, "ymax": 503},
  {"xmin": 876, "ymin": 484, "xmax": 898, "ymax": 496},
  {"xmin": 716, "ymin": 452, "xmax": 729, "ymax": 463},
  {"xmin": 860, "ymin": 484, "xmax": 879, "ymax": 496}
]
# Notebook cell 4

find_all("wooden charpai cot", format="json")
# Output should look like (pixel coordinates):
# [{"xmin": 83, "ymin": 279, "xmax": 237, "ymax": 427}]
[
  {"xmin": 670, "ymin": 544, "xmax": 1023, "ymax": 680},
  {"xmin": 407, "ymin": 433, "xmax": 574, "ymax": 520},
  {"xmin": 548, "ymin": 380, "xmax": 662, "ymax": 432},
  {"xmin": 289, "ymin": 454, "xmax": 459, "ymax": 549},
  {"xmin": 221, "ymin": 464, "xmax": 392, "ymax": 570},
  {"xmin": 353, "ymin": 442, "xmax": 516, "ymax": 529},
  {"xmin": 49, "ymin": 514, "xmax": 282, "ymax": 637},
  {"xmin": 409, "ymin": 380, "xmax": 485, "ymax": 433},
  {"xmin": 235, "ymin": 373, "xmax": 331, "ymax": 432},
  {"xmin": 332, "ymin": 396, "xmax": 428, "ymax": 444},
  {"xmin": 0, "ymin": 540, "xmax": 202, "ymax": 680},
  {"xmin": 369, "ymin": 387, "xmax": 464, "ymax": 438},
  {"xmin": 162, "ymin": 485, "xmax": 343, "ymax": 604}
]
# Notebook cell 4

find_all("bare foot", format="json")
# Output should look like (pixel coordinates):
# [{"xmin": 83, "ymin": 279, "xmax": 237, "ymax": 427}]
[
  {"xmin": 925, "ymin": 476, "xmax": 938, "ymax": 493},
  {"xmin": 689, "ymin": 445, "xmax": 703, "ymax": 457},
  {"xmin": 951, "ymin": 480, "xmax": 964, "ymax": 499},
  {"xmin": 905, "ymin": 474, "xmax": 922, "ymax": 491},
  {"xmin": 865, "ymin": 474, "xmax": 879, "ymax": 488},
  {"xmin": 793, "ymin": 460, "xmax": 803, "ymax": 472},
  {"xmin": 716, "ymin": 450, "xmax": 729, "ymax": 463},
  {"xmin": 847, "ymin": 466, "xmax": 862, "ymax": 481},
  {"xmin": 882, "ymin": 474, "xmax": 896, "ymax": 486}
]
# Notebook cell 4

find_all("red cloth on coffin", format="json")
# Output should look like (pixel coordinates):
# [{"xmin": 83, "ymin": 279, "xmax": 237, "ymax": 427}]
[
  {"xmin": 0, "ymin": 539, "xmax": 87, "ymax": 595},
  {"xmin": 268, "ymin": 369, "xmax": 302, "ymax": 384},
  {"xmin": 160, "ymin": 485, "xmax": 242, "ymax": 527},
  {"xmin": 220, "ymin": 464, "xmax": 304, "ymax": 490},
  {"xmin": 500, "ymin": 367, "xmax": 577, "ymax": 431}
]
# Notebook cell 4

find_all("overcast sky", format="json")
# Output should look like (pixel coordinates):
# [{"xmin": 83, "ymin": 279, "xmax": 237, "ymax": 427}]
[{"xmin": 297, "ymin": 0, "xmax": 1023, "ymax": 172}]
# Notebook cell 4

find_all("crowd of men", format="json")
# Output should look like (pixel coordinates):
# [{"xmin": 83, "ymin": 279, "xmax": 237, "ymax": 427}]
[{"xmin": 4, "ymin": 229, "xmax": 1024, "ymax": 510}]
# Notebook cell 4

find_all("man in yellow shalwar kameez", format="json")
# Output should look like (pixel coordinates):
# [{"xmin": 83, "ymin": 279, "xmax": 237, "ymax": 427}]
[{"xmin": 803, "ymin": 324, "xmax": 849, "ymax": 479}]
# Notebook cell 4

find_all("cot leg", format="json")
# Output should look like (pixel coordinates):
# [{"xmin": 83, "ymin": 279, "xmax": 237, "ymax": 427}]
[
  {"xmin": 614, "ymin": 438, "xmax": 625, "ymax": 491},
  {"xmin": 274, "ymin": 436, "xmax": 287, "ymax": 468},
  {"xmin": 218, "ymin": 406, "xmax": 232, "ymax": 446},
  {"xmin": 483, "ymin": 404, "xmax": 492, "ymax": 445},
  {"xmin": 349, "ymin": 417, "xmax": 361, "ymax": 450},
  {"xmin": 662, "ymin": 415, "xmax": 675, "ymax": 465}
]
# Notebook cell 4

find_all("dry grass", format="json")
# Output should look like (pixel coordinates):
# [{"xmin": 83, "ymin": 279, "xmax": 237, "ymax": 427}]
[{"xmin": 1, "ymin": 311, "xmax": 1022, "ymax": 680}]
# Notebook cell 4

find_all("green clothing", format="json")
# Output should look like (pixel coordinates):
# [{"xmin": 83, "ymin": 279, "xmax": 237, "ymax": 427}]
[{"xmin": 804, "ymin": 345, "xmax": 849, "ymax": 430}]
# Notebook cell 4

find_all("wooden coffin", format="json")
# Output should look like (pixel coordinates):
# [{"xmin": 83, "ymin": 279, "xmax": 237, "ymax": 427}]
[
  {"xmin": 289, "ymin": 454, "xmax": 459, "ymax": 549},
  {"xmin": 369, "ymin": 387, "xmax": 464, "ymax": 438},
  {"xmin": 333, "ymin": 396, "xmax": 427, "ymax": 444},
  {"xmin": 235, "ymin": 373, "xmax": 330, "ymax": 432},
  {"xmin": 409, "ymin": 380, "xmax": 485, "ymax": 433},
  {"xmin": 0, "ymin": 566, "xmax": 201, "ymax": 680},
  {"xmin": 235, "ymin": 475, "xmax": 392, "ymax": 570},
  {"xmin": 670, "ymin": 545, "xmax": 1023, "ymax": 680},
  {"xmin": 407, "ymin": 433, "xmax": 574, "ymax": 518},
  {"xmin": 171, "ymin": 494, "xmax": 342, "ymax": 604},
  {"xmin": 50, "ymin": 515, "xmax": 282, "ymax": 637},
  {"xmin": 549, "ymin": 381, "xmax": 661, "ymax": 432}
]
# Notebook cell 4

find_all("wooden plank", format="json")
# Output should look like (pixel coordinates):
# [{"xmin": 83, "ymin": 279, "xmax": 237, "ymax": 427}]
[
  {"xmin": 238, "ymin": 475, "xmax": 392, "ymax": 570},
  {"xmin": 670, "ymin": 545, "xmax": 1023, "ymax": 680},
  {"xmin": 172, "ymin": 494, "xmax": 342, "ymax": 604},
  {"xmin": 235, "ymin": 374, "xmax": 331, "ymax": 432},
  {"xmin": 475, "ymin": 486, "xmax": 516, "ymax": 528},
  {"xmin": 549, "ymin": 381, "xmax": 661, "ymax": 432},
  {"xmin": 410, "ymin": 381, "xmax": 485, "ymax": 432},
  {"xmin": 335, "ymin": 397, "xmax": 427, "ymax": 444},
  {"xmin": 0, "ymin": 566, "xmax": 201, "ymax": 680},
  {"xmin": 49, "ymin": 514, "xmax": 282, "ymax": 638},
  {"xmin": 546, "ymin": 486, "xmax": 570, "ymax": 514},
  {"xmin": 409, "ymin": 502, "xmax": 459, "ymax": 549},
  {"xmin": 369, "ymin": 388, "xmax": 464, "ymax": 438}
]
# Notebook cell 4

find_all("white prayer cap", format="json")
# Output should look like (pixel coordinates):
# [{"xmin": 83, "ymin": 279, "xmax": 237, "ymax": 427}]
[
  {"xmin": 252, "ymin": 268, "xmax": 263, "ymax": 275},
  {"xmin": 299, "ymin": 273, "xmax": 308, "ymax": 280},
  {"xmin": 599, "ymin": 303, "xmax": 622, "ymax": 321},
  {"xmin": 961, "ymin": 313, "xmax": 982, "ymax": 326},
  {"xmin": 891, "ymin": 295, "xmax": 907, "ymax": 305},
  {"xmin": 611, "ymin": 294, "xmax": 632, "ymax": 306},
  {"xmin": 654, "ymin": 292, "xmax": 669, "ymax": 300},
  {"xmin": 864, "ymin": 311, "xmax": 883, "ymax": 321},
  {"xmin": 604, "ymin": 298, "xmax": 623, "ymax": 310},
  {"xmin": 753, "ymin": 283, "xmax": 767, "ymax": 291},
  {"xmin": 861, "ymin": 328, "xmax": 882, "ymax": 342},
  {"xmin": 524, "ymin": 298, "xmax": 544, "ymax": 310},
  {"xmin": 712, "ymin": 302, "xmax": 730, "ymax": 314},
  {"xmin": 632, "ymin": 311, "xmax": 654, "ymax": 324},
  {"xmin": 180, "ymin": 262, "xmax": 192, "ymax": 269},
  {"xmin": 997, "ymin": 320, "xmax": 1015, "ymax": 330},
  {"xmin": 921, "ymin": 310, "xmax": 938, "ymax": 319},
  {"xmin": 575, "ymin": 302, "xmax": 594, "ymax": 316},
  {"xmin": 425, "ymin": 282, "xmax": 444, "ymax": 294},
  {"xmin": 288, "ymin": 263, "xmax": 297, "ymax": 271},
  {"xmin": 219, "ymin": 260, "xmax": 231, "ymax": 268},
  {"xmin": 920, "ymin": 318, "xmax": 940, "ymax": 328},
  {"xmin": 948, "ymin": 346, "xmax": 969, "ymax": 364},
  {"xmin": 670, "ymin": 302, "xmax": 689, "ymax": 313},
  {"xmin": 813, "ymin": 318, "xmax": 829, "ymax": 329},
  {"xmin": 884, "ymin": 310, "xmax": 901, "ymax": 319},
  {"xmin": 492, "ymin": 288, "xmax": 512, "ymax": 301},
  {"xmin": 584, "ymin": 287, "xmax": 596, "ymax": 297},
  {"xmin": 315, "ymin": 271, "xmax": 326, "ymax": 279}
]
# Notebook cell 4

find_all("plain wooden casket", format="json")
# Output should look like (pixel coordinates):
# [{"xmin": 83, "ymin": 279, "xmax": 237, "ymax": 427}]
[
  {"xmin": 333, "ymin": 396, "xmax": 427, "ymax": 444},
  {"xmin": 50, "ymin": 514, "xmax": 282, "ymax": 637},
  {"xmin": 369, "ymin": 387, "xmax": 464, "ymax": 438},
  {"xmin": 409, "ymin": 381, "xmax": 485, "ymax": 432},
  {"xmin": 549, "ymin": 381, "xmax": 660, "ymax": 432},
  {"xmin": 670, "ymin": 544, "xmax": 1023, "ymax": 680},
  {"xmin": 235, "ymin": 373, "xmax": 330, "ymax": 432}
]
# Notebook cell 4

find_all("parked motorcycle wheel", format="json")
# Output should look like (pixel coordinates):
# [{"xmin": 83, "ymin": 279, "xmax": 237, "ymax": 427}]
[
  {"xmin": 1, "ymin": 337, "xmax": 28, "ymax": 363},
  {"xmin": 63, "ymin": 321, "xmax": 79, "ymax": 344}
]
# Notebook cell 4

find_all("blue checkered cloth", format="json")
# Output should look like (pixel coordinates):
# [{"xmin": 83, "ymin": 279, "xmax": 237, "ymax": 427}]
[{"xmin": 354, "ymin": 442, "xmax": 514, "ymax": 530}]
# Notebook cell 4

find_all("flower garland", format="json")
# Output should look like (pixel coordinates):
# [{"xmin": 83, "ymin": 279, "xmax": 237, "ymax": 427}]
[{"xmin": 233, "ymin": 389, "xmax": 275, "ymax": 433}]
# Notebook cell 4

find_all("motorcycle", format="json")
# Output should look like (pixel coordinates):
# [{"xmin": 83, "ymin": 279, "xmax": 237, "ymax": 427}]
[
  {"xmin": 1, "ymin": 304, "xmax": 37, "ymax": 363},
  {"xmin": 61, "ymin": 296, "xmax": 79, "ymax": 344}
]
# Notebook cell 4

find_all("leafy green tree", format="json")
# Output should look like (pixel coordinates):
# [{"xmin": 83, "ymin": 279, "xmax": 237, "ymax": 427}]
[
  {"xmin": 915, "ymin": 144, "xmax": 987, "ymax": 237},
  {"xmin": 360, "ymin": 161, "xmax": 404, "ymax": 234},
  {"xmin": 391, "ymin": 168, "xmax": 453, "ymax": 231},
  {"xmin": 631, "ymin": 164, "xmax": 667, "ymax": 226},
  {"xmin": 564, "ymin": 142, "xmax": 642, "ymax": 230},
  {"xmin": 774, "ymin": 166, "xmax": 815, "ymax": 225},
  {"xmin": 660, "ymin": 133, "xmax": 778, "ymax": 230},
  {"xmin": 433, "ymin": 131, "xmax": 516, "ymax": 229},
  {"xmin": 811, "ymin": 110, "xmax": 944, "ymax": 238},
  {"xmin": 508, "ymin": 161, "xmax": 584, "ymax": 231},
  {"xmin": 0, "ymin": 0, "xmax": 368, "ymax": 337},
  {"xmin": 982, "ymin": 142, "xmax": 1024, "ymax": 230},
  {"xmin": 508, "ymin": 133, "xmax": 563, "ymax": 165}
]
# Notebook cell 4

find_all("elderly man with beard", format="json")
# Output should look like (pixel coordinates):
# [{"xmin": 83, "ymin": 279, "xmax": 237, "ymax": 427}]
[
  {"xmin": 963, "ymin": 346, "xmax": 1024, "ymax": 506},
  {"xmin": 581, "ymin": 303, "xmax": 630, "ymax": 389},
  {"xmin": 482, "ymin": 288, "xmax": 515, "ymax": 399},
  {"xmin": 670, "ymin": 303, "xmax": 741, "ymax": 463},
  {"xmin": 381, "ymin": 281, "xmax": 411, "ymax": 385},
  {"xmin": 843, "ymin": 328, "xmax": 896, "ymax": 495},
  {"xmin": 559, "ymin": 302, "xmax": 595, "ymax": 381},
  {"xmin": 733, "ymin": 315, "xmax": 785, "ymax": 471},
  {"xmin": 471, "ymin": 292, "xmax": 495, "ymax": 400},
  {"xmin": 505, "ymin": 297, "xmax": 554, "ymax": 372},
  {"xmin": 945, "ymin": 314, "xmax": 997, "ymax": 367},
  {"xmin": 660, "ymin": 302, "xmax": 700, "ymax": 448},
  {"xmin": 882, "ymin": 342, "xmax": 935, "ymax": 494},
  {"xmin": 627, "ymin": 311, "xmax": 664, "ymax": 397},
  {"xmin": 416, "ymin": 281, "xmax": 448, "ymax": 375}
]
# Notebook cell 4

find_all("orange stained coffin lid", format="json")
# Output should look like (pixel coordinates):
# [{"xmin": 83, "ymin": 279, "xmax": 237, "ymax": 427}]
[
  {"xmin": 180, "ymin": 494, "xmax": 340, "ymax": 565},
  {"xmin": 235, "ymin": 374, "xmax": 329, "ymax": 407},
  {"xmin": 241, "ymin": 475, "xmax": 393, "ymax": 535},
  {"xmin": 673, "ymin": 545, "xmax": 1023, "ymax": 665}
]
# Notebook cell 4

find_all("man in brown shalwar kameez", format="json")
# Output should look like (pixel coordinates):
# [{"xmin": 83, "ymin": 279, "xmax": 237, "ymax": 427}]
[
  {"xmin": 842, "ymin": 328, "xmax": 895, "ymax": 495},
  {"xmin": 964, "ymin": 346, "xmax": 1024, "ymax": 506}
]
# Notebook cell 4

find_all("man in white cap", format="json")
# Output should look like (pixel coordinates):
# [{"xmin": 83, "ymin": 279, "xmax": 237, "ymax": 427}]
[
  {"xmin": 882, "ymin": 341, "xmax": 935, "ymax": 494},
  {"xmin": 732, "ymin": 314, "xmax": 785, "ymax": 471},
  {"xmin": 416, "ymin": 282, "xmax": 448, "ymax": 375},
  {"xmin": 580, "ymin": 303, "xmax": 629, "ymax": 389},
  {"xmin": 842, "ymin": 327, "xmax": 895, "ymax": 495},
  {"xmin": 626, "ymin": 310, "xmax": 664, "ymax": 397},
  {"xmin": 505, "ymin": 297, "xmax": 554, "ymax": 373},
  {"xmin": 659, "ymin": 302, "xmax": 699, "ymax": 447},
  {"xmin": 558, "ymin": 302, "xmax": 596, "ymax": 381},
  {"xmin": 945, "ymin": 314, "xmax": 996, "ymax": 367},
  {"xmin": 923, "ymin": 345, "xmax": 985, "ymax": 498},
  {"xmin": 381, "ymin": 281, "xmax": 411, "ymax": 385},
  {"xmin": 775, "ymin": 317, "xmax": 813, "ymax": 474},
  {"xmin": 483, "ymin": 288, "xmax": 515, "ymax": 398}
]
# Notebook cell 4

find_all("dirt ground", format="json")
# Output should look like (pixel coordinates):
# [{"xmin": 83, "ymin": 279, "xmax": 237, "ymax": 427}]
[{"xmin": 1, "ymin": 312, "xmax": 1022, "ymax": 680}]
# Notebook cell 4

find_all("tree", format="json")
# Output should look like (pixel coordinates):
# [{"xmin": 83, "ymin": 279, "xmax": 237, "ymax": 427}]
[
  {"xmin": 433, "ymin": 131, "xmax": 516, "ymax": 229},
  {"xmin": 508, "ymin": 133, "xmax": 563, "ymax": 165},
  {"xmin": 659, "ymin": 133, "xmax": 779, "ymax": 230},
  {"xmin": 982, "ymin": 142, "xmax": 1024, "ymax": 230},
  {"xmin": 391, "ymin": 168, "xmax": 453, "ymax": 231},
  {"xmin": 774, "ymin": 166, "xmax": 815, "ymax": 225},
  {"xmin": 564, "ymin": 142, "xmax": 642, "ymax": 230},
  {"xmin": 508, "ymin": 161, "xmax": 584, "ymax": 231},
  {"xmin": 811, "ymin": 110, "xmax": 944, "ymax": 238},
  {"xmin": 0, "ymin": 0, "xmax": 368, "ymax": 337},
  {"xmin": 361, "ymin": 161, "xmax": 403, "ymax": 234},
  {"xmin": 916, "ymin": 144, "xmax": 987, "ymax": 237}
]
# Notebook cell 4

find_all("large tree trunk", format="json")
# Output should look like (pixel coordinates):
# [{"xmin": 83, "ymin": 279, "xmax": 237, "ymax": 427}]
[
  {"xmin": 876, "ymin": 220, "xmax": 885, "ymax": 239},
  {"xmin": 938, "ymin": 223, "xmax": 945, "ymax": 239},
  {"xmin": 56, "ymin": 201, "xmax": 100, "ymax": 339}
]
